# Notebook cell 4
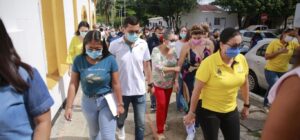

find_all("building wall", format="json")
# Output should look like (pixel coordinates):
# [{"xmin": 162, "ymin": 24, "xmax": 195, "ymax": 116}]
[
  {"xmin": 181, "ymin": 8, "xmax": 238, "ymax": 30},
  {"xmin": 0, "ymin": 0, "xmax": 96, "ymax": 119}
]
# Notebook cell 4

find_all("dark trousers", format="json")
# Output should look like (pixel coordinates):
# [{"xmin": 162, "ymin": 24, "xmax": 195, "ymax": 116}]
[{"xmin": 198, "ymin": 106, "xmax": 240, "ymax": 140}]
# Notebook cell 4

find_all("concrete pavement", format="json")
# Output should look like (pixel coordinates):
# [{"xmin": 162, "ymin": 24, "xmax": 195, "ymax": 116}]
[{"xmin": 51, "ymin": 90, "xmax": 267, "ymax": 140}]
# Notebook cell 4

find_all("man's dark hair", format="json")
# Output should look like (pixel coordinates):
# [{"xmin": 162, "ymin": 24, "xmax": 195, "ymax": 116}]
[
  {"xmin": 123, "ymin": 16, "xmax": 139, "ymax": 27},
  {"xmin": 155, "ymin": 25, "xmax": 164, "ymax": 31}
]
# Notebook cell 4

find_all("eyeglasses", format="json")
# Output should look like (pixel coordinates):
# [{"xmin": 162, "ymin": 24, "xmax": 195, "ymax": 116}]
[
  {"xmin": 169, "ymin": 39, "xmax": 177, "ymax": 42},
  {"xmin": 226, "ymin": 43, "xmax": 243, "ymax": 49}
]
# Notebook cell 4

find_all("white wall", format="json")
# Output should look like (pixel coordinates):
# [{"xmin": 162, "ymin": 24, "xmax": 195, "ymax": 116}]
[
  {"xmin": 64, "ymin": 0, "xmax": 76, "ymax": 49},
  {"xmin": 77, "ymin": 0, "xmax": 89, "ymax": 22},
  {"xmin": 181, "ymin": 8, "xmax": 238, "ymax": 30},
  {"xmin": 0, "ymin": 0, "xmax": 47, "ymax": 80}
]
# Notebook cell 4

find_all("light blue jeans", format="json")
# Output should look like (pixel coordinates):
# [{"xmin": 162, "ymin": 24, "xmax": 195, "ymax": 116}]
[{"xmin": 81, "ymin": 94, "xmax": 116, "ymax": 140}]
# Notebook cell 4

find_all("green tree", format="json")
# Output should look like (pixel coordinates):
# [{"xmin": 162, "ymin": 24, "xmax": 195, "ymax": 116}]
[
  {"xmin": 97, "ymin": 0, "xmax": 115, "ymax": 25},
  {"xmin": 141, "ymin": 0, "xmax": 197, "ymax": 31},
  {"xmin": 212, "ymin": 0, "xmax": 298, "ymax": 28}
]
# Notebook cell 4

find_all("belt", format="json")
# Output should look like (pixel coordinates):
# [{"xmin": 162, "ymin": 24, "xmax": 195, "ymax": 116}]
[{"xmin": 86, "ymin": 92, "xmax": 110, "ymax": 98}]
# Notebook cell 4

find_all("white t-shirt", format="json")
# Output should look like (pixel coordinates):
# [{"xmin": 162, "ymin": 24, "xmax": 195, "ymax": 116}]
[
  {"xmin": 174, "ymin": 40, "xmax": 185, "ymax": 59},
  {"xmin": 268, "ymin": 67, "xmax": 300, "ymax": 104},
  {"xmin": 109, "ymin": 37, "xmax": 151, "ymax": 96}
]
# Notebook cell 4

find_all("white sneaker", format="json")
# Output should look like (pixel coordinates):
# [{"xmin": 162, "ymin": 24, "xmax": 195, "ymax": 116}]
[{"xmin": 118, "ymin": 126, "xmax": 125, "ymax": 140}]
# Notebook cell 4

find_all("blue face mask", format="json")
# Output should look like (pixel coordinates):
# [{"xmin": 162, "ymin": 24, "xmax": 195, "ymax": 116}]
[
  {"xmin": 86, "ymin": 48, "xmax": 102, "ymax": 59},
  {"xmin": 180, "ymin": 33, "xmax": 187, "ymax": 39},
  {"xmin": 126, "ymin": 33, "xmax": 138, "ymax": 43},
  {"xmin": 225, "ymin": 47, "xmax": 240, "ymax": 58}
]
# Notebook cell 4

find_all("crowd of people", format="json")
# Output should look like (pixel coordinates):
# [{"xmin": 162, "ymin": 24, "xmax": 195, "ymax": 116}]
[{"xmin": 0, "ymin": 14, "xmax": 300, "ymax": 140}]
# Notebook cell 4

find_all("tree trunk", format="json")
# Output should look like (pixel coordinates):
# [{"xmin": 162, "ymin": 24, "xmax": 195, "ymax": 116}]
[
  {"xmin": 284, "ymin": 16, "xmax": 288, "ymax": 29},
  {"xmin": 237, "ymin": 13, "xmax": 242, "ymax": 29}
]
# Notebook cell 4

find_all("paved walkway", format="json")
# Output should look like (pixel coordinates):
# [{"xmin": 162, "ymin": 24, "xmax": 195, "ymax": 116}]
[{"xmin": 51, "ymin": 90, "xmax": 267, "ymax": 140}]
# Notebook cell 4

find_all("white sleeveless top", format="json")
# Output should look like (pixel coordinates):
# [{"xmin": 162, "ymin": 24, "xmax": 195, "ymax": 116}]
[{"xmin": 268, "ymin": 67, "xmax": 300, "ymax": 104}]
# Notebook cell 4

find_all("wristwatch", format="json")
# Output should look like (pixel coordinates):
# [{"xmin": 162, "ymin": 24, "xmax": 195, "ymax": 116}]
[
  {"xmin": 148, "ymin": 83, "xmax": 154, "ymax": 87},
  {"xmin": 243, "ymin": 103, "xmax": 251, "ymax": 108}
]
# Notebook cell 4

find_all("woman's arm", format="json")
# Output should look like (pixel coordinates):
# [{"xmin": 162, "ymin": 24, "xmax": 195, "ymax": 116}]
[
  {"xmin": 64, "ymin": 72, "xmax": 80, "ymax": 121},
  {"xmin": 261, "ymin": 75, "xmax": 300, "ymax": 140},
  {"xmin": 184, "ymin": 79, "xmax": 205, "ymax": 125},
  {"xmin": 177, "ymin": 45, "xmax": 189, "ymax": 68},
  {"xmin": 111, "ymin": 71, "xmax": 124, "ymax": 115},
  {"xmin": 33, "ymin": 110, "xmax": 51, "ymax": 140},
  {"xmin": 240, "ymin": 75, "xmax": 250, "ymax": 120}
]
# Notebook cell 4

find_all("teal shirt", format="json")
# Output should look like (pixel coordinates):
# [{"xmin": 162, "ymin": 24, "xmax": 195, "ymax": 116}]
[{"xmin": 72, "ymin": 54, "xmax": 118, "ymax": 96}]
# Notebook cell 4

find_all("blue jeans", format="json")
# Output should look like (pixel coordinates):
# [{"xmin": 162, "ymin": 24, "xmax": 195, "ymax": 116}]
[
  {"xmin": 264, "ymin": 70, "xmax": 285, "ymax": 106},
  {"xmin": 81, "ymin": 94, "xmax": 116, "ymax": 140},
  {"xmin": 117, "ymin": 95, "xmax": 146, "ymax": 140},
  {"xmin": 176, "ymin": 74, "xmax": 184, "ymax": 111},
  {"xmin": 150, "ymin": 94, "xmax": 156, "ymax": 108}
]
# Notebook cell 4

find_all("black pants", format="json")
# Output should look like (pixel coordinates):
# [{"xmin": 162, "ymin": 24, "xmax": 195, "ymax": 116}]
[{"xmin": 197, "ymin": 105, "xmax": 240, "ymax": 140}]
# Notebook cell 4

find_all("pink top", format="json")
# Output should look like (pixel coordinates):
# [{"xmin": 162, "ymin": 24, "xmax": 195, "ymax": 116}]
[{"xmin": 268, "ymin": 67, "xmax": 300, "ymax": 104}]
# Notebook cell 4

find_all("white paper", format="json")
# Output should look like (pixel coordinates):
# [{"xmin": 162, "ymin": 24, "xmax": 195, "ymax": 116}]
[{"xmin": 104, "ymin": 93, "xmax": 118, "ymax": 117}]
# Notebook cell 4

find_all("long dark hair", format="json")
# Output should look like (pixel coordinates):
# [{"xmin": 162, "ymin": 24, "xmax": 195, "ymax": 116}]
[
  {"xmin": 82, "ymin": 30, "xmax": 110, "ymax": 59},
  {"xmin": 0, "ymin": 19, "xmax": 33, "ymax": 92},
  {"xmin": 75, "ymin": 21, "xmax": 90, "ymax": 36}
]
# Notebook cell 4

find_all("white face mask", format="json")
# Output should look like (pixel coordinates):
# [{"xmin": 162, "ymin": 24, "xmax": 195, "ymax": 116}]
[
  {"xmin": 110, "ymin": 31, "xmax": 116, "ymax": 36},
  {"xmin": 167, "ymin": 42, "xmax": 176, "ymax": 49},
  {"xmin": 284, "ymin": 35, "xmax": 293, "ymax": 42},
  {"xmin": 80, "ymin": 31, "xmax": 87, "ymax": 38}
]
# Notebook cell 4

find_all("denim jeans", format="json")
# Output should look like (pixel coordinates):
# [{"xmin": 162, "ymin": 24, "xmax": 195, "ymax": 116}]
[
  {"xmin": 176, "ymin": 74, "xmax": 185, "ymax": 111},
  {"xmin": 81, "ymin": 94, "xmax": 116, "ymax": 140},
  {"xmin": 150, "ymin": 94, "xmax": 156, "ymax": 108},
  {"xmin": 117, "ymin": 94, "xmax": 146, "ymax": 140},
  {"xmin": 264, "ymin": 69, "xmax": 285, "ymax": 106}
]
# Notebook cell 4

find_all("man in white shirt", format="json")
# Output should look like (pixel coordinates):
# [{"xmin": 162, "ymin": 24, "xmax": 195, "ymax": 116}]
[{"xmin": 109, "ymin": 16, "xmax": 153, "ymax": 140}]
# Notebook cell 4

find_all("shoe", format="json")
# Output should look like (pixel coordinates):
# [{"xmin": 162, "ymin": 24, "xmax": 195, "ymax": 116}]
[
  {"xmin": 157, "ymin": 133, "xmax": 166, "ymax": 140},
  {"xmin": 150, "ymin": 105, "xmax": 156, "ymax": 112},
  {"xmin": 117, "ymin": 126, "xmax": 125, "ymax": 140},
  {"xmin": 263, "ymin": 106, "xmax": 270, "ymax": 113}
]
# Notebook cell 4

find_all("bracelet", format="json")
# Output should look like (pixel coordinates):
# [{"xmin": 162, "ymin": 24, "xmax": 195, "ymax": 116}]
[{"xmin": 243, "ymin": 104, "xmax": 250, "ymax": 108}]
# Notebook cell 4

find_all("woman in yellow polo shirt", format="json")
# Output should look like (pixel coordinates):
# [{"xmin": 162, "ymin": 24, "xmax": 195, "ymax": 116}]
[
  {"xmin": 66, "ymin": 21, "xmax": 90, "ymax": 73},
  {"xmin": 264, "ymin": 28, "xmax": 300, "ymax": 108},
  {"xmin": 184, "ymin": 28, "xmax": 250, "ymax": 140}
]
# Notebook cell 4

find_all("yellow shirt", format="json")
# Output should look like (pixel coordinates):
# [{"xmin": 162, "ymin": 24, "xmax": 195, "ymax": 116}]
[
  {"xmin": 195, "ymin": 52, "xmax": 249, "ymax": 113},
  {"xmin": 265, "ymin": 39, "xmax": 299, "ymax": 72},
  {"xmin": 66, "ymin": 36, "xmax": 83, "ymax": 64}
]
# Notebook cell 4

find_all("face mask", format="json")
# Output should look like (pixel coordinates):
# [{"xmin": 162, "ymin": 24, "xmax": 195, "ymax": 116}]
[
  {"xmin": 110, "ymin": 31, "xmax": 116, "ymax": 36},
  {"xmin": 86, "ymin": 48, "xmax": 102, "ymax": 59},
  {"xmin": 284, "ymin": 35, "xmax": 293, "ymax": 42},
  {"xmin": 180, "ymin": 33, "xmax": 187, "ymax": 39},
  {"xmin": 80, "ymin": 31, "xmax": 87, "ymax": 38},
  {"xmin": 167, "ymin": 42, "xmax": 176, "ymax": 49},
  {"xmin": 191, "ymin": 39, "xmax": 202, "ymax": 46},
  {"xmin": 126, "ymin": 33, "xmax": 138, "ymax": 43},
  {"xmin": 225, "ymin": 47, "xmax": 240, "ymax": 58},
  {"xmin": 145, "ymin": 32, "xmax": 150, "ymax": 36}
]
